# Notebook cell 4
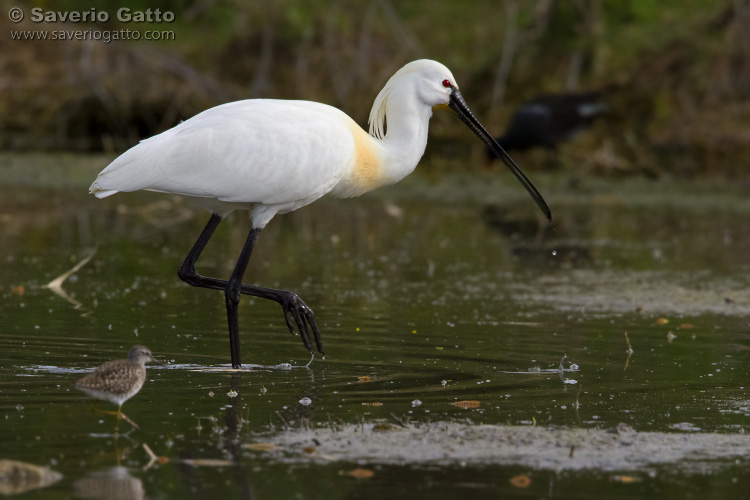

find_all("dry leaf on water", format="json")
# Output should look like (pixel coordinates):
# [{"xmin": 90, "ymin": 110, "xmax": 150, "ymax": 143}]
[
  {"xmin": 243, "ymin": 443, "xmax": 282, "ymax": 452},
  {"xmin": 452, "ymin": 400, "xmax": 480, "ymax": 409},
  {"xmin": 341, "ymin": 468, "xmax": 374, "ymax": 479},
  {"xmin": 611, "ymin": 475, "xmax": 641, "ymax": 483},
  {"xmin": 509, "ymin": 474, "xmax": 531, "ymax": 488},
  {"xmin": 181, "ymin": 459, "xmax": 234, "ymax": 467}
]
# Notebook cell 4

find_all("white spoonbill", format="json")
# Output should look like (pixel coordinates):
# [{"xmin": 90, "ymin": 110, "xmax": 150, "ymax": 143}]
[{"xmin": 90, "ymin": 59, "xmax": 551, "ymax": 368}]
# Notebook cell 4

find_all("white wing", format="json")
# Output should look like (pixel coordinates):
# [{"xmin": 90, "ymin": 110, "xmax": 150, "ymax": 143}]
[{"xmin": 90, "ymin": 100, "xmax": 356, "ymax": 207}]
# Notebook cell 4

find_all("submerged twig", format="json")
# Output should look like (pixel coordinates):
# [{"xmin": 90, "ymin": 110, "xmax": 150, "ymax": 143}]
[
  {"xmin": 275, "ymin": 411, "xmax": 290, "ymax": 429},
  {"xmin": 42, "ymin": 247, "xmax": 97, "ymax": 310},
  {"xmin": 390, "ymin": 413, "xmax": 409, "ymax": 428},
  {"xmin": 142, "ymin": 443, "xmax": 158, "ymax": 471},
  {"xmin": 299, "ymin": 416, "xmax": 309, "ymax": 431},
  {"xmin": 624, "ymin": 332, "xmax": 633, "ymax": 371}
]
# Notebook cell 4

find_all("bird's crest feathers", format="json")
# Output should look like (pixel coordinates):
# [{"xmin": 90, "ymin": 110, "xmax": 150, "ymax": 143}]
[{"xmin": 368, "ymin": 60, "xmax": 451, "ymax": 139}]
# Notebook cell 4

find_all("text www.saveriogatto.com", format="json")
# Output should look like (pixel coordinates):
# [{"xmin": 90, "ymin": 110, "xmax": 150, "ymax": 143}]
[{"xmin": 8, "ymin": 7, "xmax": 176, "ymax": 44}]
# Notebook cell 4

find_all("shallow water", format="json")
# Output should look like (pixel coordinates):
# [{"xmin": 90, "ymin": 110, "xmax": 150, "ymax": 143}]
[{"xmin": 1, "ymin": 155, "xmax": 750, "ymax": 498}]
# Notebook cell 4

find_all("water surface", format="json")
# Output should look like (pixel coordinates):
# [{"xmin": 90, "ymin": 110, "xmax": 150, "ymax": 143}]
[{"xmin": 1, "ymin": 155, "xmax": 749, "ymax": 498}]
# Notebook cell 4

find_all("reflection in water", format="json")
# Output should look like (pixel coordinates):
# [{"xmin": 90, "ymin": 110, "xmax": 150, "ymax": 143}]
[
  {"xmin": 73, "ymin": 466, "xmax": 144, "ymax": 500},
  {"xmin": 0, "ymin": 459, "xmax": 62, "ymax": 495},
  {"xmin": 221, "ymin": 374, "xmax": 252, "ymax": 499},
  {"xmin": 172, "ymin": 374, "xmax": 253, "ymax": 499}
]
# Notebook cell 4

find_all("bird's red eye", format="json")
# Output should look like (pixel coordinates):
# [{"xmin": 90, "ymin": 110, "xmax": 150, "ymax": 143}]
[{"xmin": 442, "ymin": 79, "xmax": 452, "ymax": 88}]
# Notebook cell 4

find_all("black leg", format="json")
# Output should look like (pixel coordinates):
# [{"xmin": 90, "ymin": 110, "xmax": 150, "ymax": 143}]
[
  {"xmin": 178, "ymin": 213, "xmax": 222, "ymax": 282},
  {"xmin": 178, "ymin": 214, "xmax": 324, "ymax": 368},
  {"xmin": 223, "ymin": 226, "xmax": 261, "ymax": 368}
]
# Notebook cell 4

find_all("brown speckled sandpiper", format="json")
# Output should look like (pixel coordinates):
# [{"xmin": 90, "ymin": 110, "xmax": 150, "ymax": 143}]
[{"xmin": 75, "ymin": 345, "xmax": 154, "ymax": 430}]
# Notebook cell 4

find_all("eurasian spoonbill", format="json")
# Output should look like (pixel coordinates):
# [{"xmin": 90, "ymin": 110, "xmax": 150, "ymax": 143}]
[{"xmin": 90, "ymin": 59, "xmax": 551, "ymax": 368}]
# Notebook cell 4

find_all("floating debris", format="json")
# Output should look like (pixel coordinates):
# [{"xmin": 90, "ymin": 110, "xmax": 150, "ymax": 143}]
[
  {"xmin": 624, "ymin": 332, "xmax": 634, "ymax": 354},
  {"xmin": 509, "ymin": 474, "xmax": 531, "ymax": 488},
  {"xmin": 181, "ymin": 459, "xmax": 235, "ymax": 467},
  {"xmin": 243, "ymin": 443, "xmax": 283, "ymax": 452},
  {"xmin": 0, "ymin": 459, "xmax": 63, "ymax": 495},
  {"xmin": 453, "ymin": 400, "xmax": 480, "ymax": 409},
  {"xmin": 341, "ymin": 468, "xmax": 374, "ymax": 479},
  {"xmin": 611, "ymin": 475, "xmax": 641, "ymax": 483},
  {"xmin": 262, "ymin": 421, "xmax": 750, "ymax": 471},
  {"xmin": 42, "ymin": 247, "xmax": 97, "ymax": 310},
  {"xmin": 143, "ymin": 443, "xmax": 235, "ymax": 468}
]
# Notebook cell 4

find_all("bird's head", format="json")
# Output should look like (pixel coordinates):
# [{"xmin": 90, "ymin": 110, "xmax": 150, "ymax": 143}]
[
  {"xmin": 370, "ymin": 60, "xmax": 457, "ymax": 118},
  {"xmin": 369, "ymin": 60, "xmax": 551, "ymax": 222},
  {"xmin": 128, "ymin": 345, "xmax": 154, "ymax": 364}
]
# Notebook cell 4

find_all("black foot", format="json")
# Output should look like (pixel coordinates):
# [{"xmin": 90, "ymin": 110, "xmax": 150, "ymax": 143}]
[{"xmin": 278, "ymin": 292, "xmax": 324, "ymax": 356}]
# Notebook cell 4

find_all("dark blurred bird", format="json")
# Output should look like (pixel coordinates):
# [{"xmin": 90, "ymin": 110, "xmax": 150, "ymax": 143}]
[{"xmin": 488, "ymin": 92, "xmax": 608, "ymax": 159}]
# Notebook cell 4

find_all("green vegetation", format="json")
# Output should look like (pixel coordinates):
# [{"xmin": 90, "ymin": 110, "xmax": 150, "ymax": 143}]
[{"xmin": 3, "ymin": 0, "xmax": 748, "ymax": 176}]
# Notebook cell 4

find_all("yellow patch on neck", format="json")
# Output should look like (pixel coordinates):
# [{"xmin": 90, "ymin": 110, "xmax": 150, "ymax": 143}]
[
  {"xmin": 432, "ymin": 103, "xmax": 450, "ymax": 111},
  {"xmin": 347, "ymin": 122, "xmax": 383, "ymax": 193}
]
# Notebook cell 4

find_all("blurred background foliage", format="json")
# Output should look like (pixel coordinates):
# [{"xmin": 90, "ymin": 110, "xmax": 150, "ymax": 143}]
[{"xmin": 2, "ymin": 0, "xmax": 750, "ymax": 177}]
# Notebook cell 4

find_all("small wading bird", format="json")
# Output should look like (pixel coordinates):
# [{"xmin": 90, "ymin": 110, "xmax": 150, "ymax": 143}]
[
  {"xmin": 487, "ymin": 91, "xmax": 608, "ymax": 158},
  {"xmin": 90, "ymin": 60, "xmax": 551, "ymax": 368},
  {"xmin": 75, "ymin": 345, "xmax": 154, "ymax": 430}
]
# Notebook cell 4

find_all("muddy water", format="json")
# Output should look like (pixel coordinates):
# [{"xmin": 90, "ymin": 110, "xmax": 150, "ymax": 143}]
[{"xmin": 1, "ymin": 155, "xmax": 749, "ymax": 498}]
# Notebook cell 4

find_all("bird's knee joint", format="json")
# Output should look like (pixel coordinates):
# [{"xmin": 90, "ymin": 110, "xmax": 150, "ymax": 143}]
[
  {"xmin": 224, "ymin": 284, "xmax": 241, "ymax": 305},
  {"xmin": 178, "ymin": 266, "xmax": 196, "ymax": 284}
]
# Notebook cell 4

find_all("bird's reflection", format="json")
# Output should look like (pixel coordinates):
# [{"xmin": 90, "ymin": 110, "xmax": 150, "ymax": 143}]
[{"xmin": 73, "ymin": 466, "xmax": 144, "ymax": 500}]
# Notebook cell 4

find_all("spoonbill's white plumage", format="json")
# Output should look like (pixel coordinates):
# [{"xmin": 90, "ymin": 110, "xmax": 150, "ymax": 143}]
[{"xmin": 90, "ymin": 59, "xmax": 550, "ymax": 368}]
